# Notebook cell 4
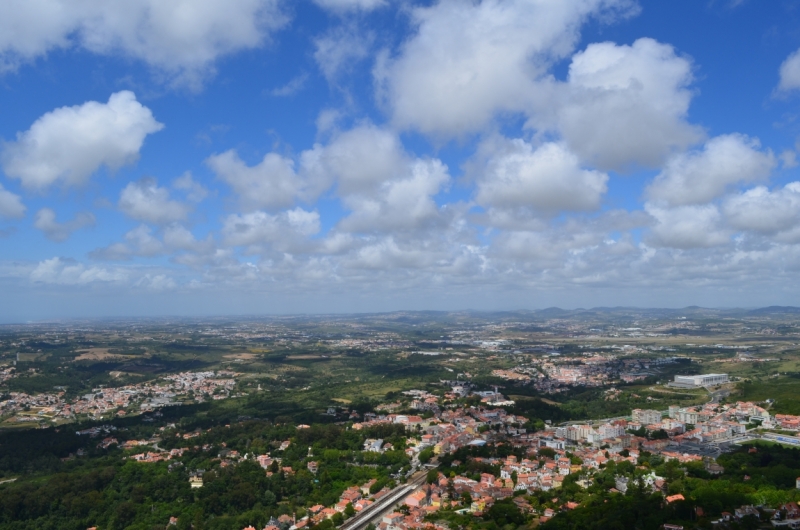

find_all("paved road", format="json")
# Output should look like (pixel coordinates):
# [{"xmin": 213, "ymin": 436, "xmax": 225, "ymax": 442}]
[{"xmin": 340, "ymin": 469, "xmax": 430, "ymax": 530}]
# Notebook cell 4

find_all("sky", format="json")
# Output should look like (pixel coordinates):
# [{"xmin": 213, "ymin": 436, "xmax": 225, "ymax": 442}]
[{"xmin": 2, "ymin": 0, "xmax": 800, "ymax": 320}]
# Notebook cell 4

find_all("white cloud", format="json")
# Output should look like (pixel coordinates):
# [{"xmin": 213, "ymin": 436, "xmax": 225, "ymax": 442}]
[
  {"xmin": 173, "ymin": 172, "xmax": 208, "ymax": 202},
  {"xmin": 778, "ymin": 48, "xmax": 800, "ymax": 93},
  {"xmin": 209, "ymin": 124, "xmax": 422, "ymax": 214},
  {"xmin": 646, "ymin": 203, "xmax": 729, "ymax": 248},
  {"xmin": 207, "ymin": 150, "xmax": 300, "ymax": 211},
  {"xmin": 551, "ymin": 38, "xmax": 703, "ymax": 170},
  {"xmin": 30, "ymin": 257, "xmax": 127, "ymax": 285},
  {"xmin": 0, "ymin": 0, "xmax": 287, "ymax": 88},
  {"xmin": 780, "ymin": 149, "xmax": 798, "ymax": 169},
  {"xmin": 123, "ymin": 225, "xmax": 165, "ymax": 257},
  {"xmin": 474, "ymin": 139, "xmax": 608, "ymax": 215},
  {"xmin": 163, "ymin": 225, "xmax": 211, "ymax": 252},
  {"xmin": 222, "ymin": 208, "xmax": 320, "ymax": 248},
  {"xmin": 646, "ymin": 134, "xmax": 775, "ymax": 206},
  {"xmin": 0, "ymin": 184, "xmax": 25, "ymax": 219},
  {"xmin": 33, "ymin": 208, "xmax": 95, "ymax": 242},
  {"xmin": 313, "ymin": 0, "xmax": 388, "ymax": 12},
  {"xmin": 90, "ymin": 223, "xmax": 210, "ymax": 261},
  {"xmin": 316, "ymin": 109, "xmax": 344, "ymax": 134},
  {"xmin": 270, "ymin": 73, "xmax": 309, "ymax": 96},
  {"xmin": 338, "ymin": 159, "xmax": 451, "ymax": 233},
  {"xmin": 314, "ymin": 26, "xmax": 372, "ymax": 82},
  {"xmin": 723, "ymin": 183, "xmax": 800, "ymax": 235},
  {"xmin": 119, "ymin": 178, "xmax": 191, "ymax": 225},
  {"xmin": 376, "ymin": 0, "xmax": 637, "ymax": 138},
  {"xmin": 300, "ymin": 123, "xmax": 407, "ymax": 197},
  {"xmin": 2, "ymin": 91, "xmax": 163, "ymax": 190},
  {"xmin": 134, "ymin": 274, "xmax": 177, "ymax": 291}
]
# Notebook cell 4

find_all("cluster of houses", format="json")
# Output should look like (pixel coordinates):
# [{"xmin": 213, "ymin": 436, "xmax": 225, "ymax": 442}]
[
  {"xmin": 0, "ymin": 365, "xmax": 14, "ymax": 385},
  {"xmin": 490, "ymin": 354, "xmax": 679, "ymax": 394},
  {"xmin": 0, "ymin": 370, "xmax": 239, "ymax": 422}
]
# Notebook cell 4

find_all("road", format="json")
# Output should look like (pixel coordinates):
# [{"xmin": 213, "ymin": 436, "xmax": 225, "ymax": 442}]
[{"xmin": 340, "ymin": 469, "xmax": 430, "ymax": 530}]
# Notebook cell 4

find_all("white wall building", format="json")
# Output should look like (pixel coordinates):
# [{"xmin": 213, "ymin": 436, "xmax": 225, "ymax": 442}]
[
  {"xmin": 673, "ymin": 374, "xmax": 729, "ymax": 387},
  {"xmin": 632, "ymin": 409, "xmax": 662, "ymax": 425}
]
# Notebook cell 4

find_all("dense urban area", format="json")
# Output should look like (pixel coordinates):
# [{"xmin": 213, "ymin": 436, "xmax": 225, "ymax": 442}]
[{"xmin": 3, "ymin": 307, "xmax": 800, "ymax": 530}]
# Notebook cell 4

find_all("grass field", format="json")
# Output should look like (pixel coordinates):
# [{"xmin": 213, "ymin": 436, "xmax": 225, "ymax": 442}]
[{"xmin": 735, "ymin": 376, "xmax": 800, "ymax": 414}]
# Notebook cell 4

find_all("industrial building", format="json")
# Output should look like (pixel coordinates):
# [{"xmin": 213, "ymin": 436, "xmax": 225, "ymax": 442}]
[{"xmin": 671, "ymin": 374, "xmax": 729, "ymax": 388}]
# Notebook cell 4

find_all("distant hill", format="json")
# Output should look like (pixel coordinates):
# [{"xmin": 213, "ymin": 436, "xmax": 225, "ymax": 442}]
[{"xmin": 748, "ymin": 306, "xmax": 800, "ymax": 315}]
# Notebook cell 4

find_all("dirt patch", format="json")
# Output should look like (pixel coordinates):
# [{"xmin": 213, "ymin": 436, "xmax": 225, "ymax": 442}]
[
  {"xmin": 332, "ymin": 398, "xmax": 352, "ymax": 404},
  {"xmin": 74, "ymin": 348, "xmax": 132, "ymax": 361},
  {"xmin": 109, "ymin": 371, "xmax": 140, "ymax": 378}
]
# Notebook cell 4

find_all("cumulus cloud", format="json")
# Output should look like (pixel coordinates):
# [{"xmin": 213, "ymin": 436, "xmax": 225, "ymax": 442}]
[
  {"xmin": 301, "ymin": 123, "xmax": 407, "ymax": 196},
  {"xmin": 90, "ymin": 223, "xmax": 210, "ymax": 261},
  {"xmin": 646, "ymin": 203, "xmax": 729, "ymax": 248},
  {"xmin": 33, "ymin": 208, "xmax": 95, "ymax": 242},
  {"xmin": 551, "ymin": 38, "xmax": 703, "ymax": 170},
  {"xmin": 134, "ymin": 274, "xmax": 177, "ymax": 291},
  {"xmin": 222, "ymin": 208, "xmax": 320, "ymax": 249},
  {"xmin": 723, "ymin": 183, "xmax": 800, "ymax": 235},
  {"xmin": 646, "ymin": 134, "xmax": 775, "ymax": 206},
  {"xmin": 0, "ymin": 0, "xmax": 287, "ymax": 88},
  {"xmin": 119, "ymin": 178, "xmax": 191, "ymax": 224},
  {"xmin": 778, "ymin": 48, "xmax": 800, "ymax": 93},
  {"xmin": 313, "ymin": 0, "xmax": 388, "ymax": 12},
  {"xmin": 474, "ymin": 139, "xmax": 608, "ymax": 216},
  {"xmin": 163, "ymin": 224, "xmax": 212, "ymax": 252},
  {"xmin": 2, "ymin": 91, "xmax": 163, "ymax": 190},
  {"xmin": 209, "ymin": 124, "xmax": 436, "ymax": 219},
  {"xmin": 376, "ymin": 0, "xmax": 637, "ymax": 138},
  {"xmin": 207, "ymin": 150, "xmax": 300, "ymax": 211},
  {"xmin": 0, "ymin": 184, "xmax": 25, "ymax": 219},
  {"xmin": 173, "ymin": 172, "xmax": 208, "ymax": 202},
  {"xmin": 30, "ymin": 257, "xmax": 127, "ymax": 285},
  {"xmin": 338, "ymin": 159, "xmax": 451, "ymax": 233}
]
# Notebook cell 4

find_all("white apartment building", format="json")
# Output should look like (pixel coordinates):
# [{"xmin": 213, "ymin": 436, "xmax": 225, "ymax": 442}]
[
  {"xmin": 674, "ymin": 409, "xmax": 699, "ymax": 424},
  {"xmin": 632, "ymin": 409, "xmax": 662, "ymax": 425},
  {"xmin": 598, "ymin": 423, "xmax": 625, "ymax": 439}
]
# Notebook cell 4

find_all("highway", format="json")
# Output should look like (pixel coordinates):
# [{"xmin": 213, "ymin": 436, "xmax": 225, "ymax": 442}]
[{"xmin": 340, "ymin": 469, "xmax": 430, "ymax": 530}]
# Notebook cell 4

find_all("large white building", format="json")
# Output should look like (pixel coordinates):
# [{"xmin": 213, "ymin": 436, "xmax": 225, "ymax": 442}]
[
  {"xmin": 673, "ymin": 374, "xmax": 729, "ymax": 388},
  {"xmin": 632, "ymin": 409, "xmax": 662, "ymax": 425}
]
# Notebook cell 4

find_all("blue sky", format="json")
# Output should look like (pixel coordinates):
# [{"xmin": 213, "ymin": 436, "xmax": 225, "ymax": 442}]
[{"xmin": 2, "ymin": 0, "xmax": 800, "ymax": 321}]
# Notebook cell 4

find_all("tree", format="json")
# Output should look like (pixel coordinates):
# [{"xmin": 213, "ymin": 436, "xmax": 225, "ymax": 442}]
[
  {"xmin": 538, "ymin": 447, "xmax": 556, "ymax": 459},
  {"xmin": 426, "ymin": 469, "xmax": 439, "ymax": 484},
  {"xmin": 332, "ymin": 512, "xmax": 344, "ymax": 526},
  {"xmin": 344, "ymin": 503, "xmax": 355, "ymax": 519},
  {"xmin": 419, "ymin": 448, "xmax": 434, "ymax": 464},
  {"xmin": 650, "ymin": 429, "xmax": 669, "ymax": 440},
  {"xmin": 263, "ymin": 490, "xmax": 277, "ymax": 506},
  {"xmin": 485, "ymin": 499, "xmax": 525, "ymax": 526}
]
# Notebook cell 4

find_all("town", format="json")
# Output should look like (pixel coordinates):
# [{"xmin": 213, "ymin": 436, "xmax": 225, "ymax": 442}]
[
  {"xmin": 2, "ymin": 310, "xmax": 800, "ymax": 530},
  {"xmin": 0, "ymin": 370, "xmax": 238, "ymax": 424},
  {"xmin": 84, "ymin": 374, "xmax": 800, "ymax": 530}
]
